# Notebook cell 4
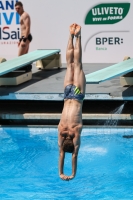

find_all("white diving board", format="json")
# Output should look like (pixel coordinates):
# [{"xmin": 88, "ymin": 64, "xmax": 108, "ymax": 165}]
[
  {"xmin": 85, "ymin": 58, "xmax": 133, "ymax": 84},
  {"xmin": 0, "ymin": 49, "xmax": 60, "ymax": 76}
]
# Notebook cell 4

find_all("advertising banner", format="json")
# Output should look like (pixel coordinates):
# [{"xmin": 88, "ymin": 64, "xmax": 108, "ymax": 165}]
[{"xmin": 0, "ymin": 0, "xmax": 132, "ymax": 63}]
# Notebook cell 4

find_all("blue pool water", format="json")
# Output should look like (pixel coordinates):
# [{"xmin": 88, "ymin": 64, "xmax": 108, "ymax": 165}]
[{"xmin": 0, "ymin": 127, "xmax": 133, "ymax": 200}]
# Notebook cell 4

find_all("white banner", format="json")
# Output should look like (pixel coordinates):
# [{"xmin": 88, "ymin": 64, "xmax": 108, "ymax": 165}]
[{"xmin": 0, "ymin": 0, "xmax": 132, "ymax": 63}]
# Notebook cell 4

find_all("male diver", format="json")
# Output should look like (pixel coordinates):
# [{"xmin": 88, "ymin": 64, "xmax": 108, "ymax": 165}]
[
  {"xmin": 15, "ymin": 1, "xmax": 32, "ymax": 56},
  {"xmin": 58, "ymin": 24, "xmax": 86, "ymax": 181}
]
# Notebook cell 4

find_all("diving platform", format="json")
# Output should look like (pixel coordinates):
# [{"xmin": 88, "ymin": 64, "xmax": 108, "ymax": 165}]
[
  {"xmin": 85, "ymin": 58, "xmax": 133, "ymax": 84},
  {"xmin": 0, "ymin": 49, "xmax": 61, "ymax": 76},
  {"xmin": 0, "ymin": 49, "xmax": 61, "ymax": 86}
]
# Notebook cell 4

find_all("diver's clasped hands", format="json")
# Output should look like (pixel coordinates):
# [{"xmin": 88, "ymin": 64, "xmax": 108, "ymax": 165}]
[{"xmin": 60, "ymin": 173, "xmax": 74, "ymax": 181}]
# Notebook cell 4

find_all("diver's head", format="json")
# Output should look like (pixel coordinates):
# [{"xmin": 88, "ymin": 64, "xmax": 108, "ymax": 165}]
[
  {"xmin": 62, "ymin": 137, "xmax": 74, "ymax": 153},
  {"xmin": 15, "ymin": 1, "xmax": 24, "ymax": 15}
]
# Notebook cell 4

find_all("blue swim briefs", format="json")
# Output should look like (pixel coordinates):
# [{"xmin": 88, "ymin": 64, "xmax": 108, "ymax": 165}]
[{"xmin": 64, "ymin": 84, "xmax": 84, "ymax": 101}]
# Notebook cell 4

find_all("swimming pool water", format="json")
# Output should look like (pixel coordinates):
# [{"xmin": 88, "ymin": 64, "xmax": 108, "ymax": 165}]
[{"xmin": 0, "ymin": 127, "xmax": 133, "ymax": 200}]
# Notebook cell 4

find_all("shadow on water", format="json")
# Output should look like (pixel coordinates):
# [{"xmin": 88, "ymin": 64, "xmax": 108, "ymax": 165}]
[{"xmin": 123, "ymin": 135, "xmax": 133, "ymax": 138}]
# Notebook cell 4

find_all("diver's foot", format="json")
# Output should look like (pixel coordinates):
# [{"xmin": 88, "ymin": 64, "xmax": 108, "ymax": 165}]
[
  {"xmin": 69, "ymin": 23, "xmax": 76, "ymax": 36},
  {"xmin": 75, "ymin": 24, "xmax": 81, "ymax": 37}
]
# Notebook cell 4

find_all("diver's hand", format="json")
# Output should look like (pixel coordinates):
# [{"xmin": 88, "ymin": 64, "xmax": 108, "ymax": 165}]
[
  {"xmin": 60, "ymin": 174, "xmax": 75, "ymax": 181},
  {"xmin": 21, "ymin": 40, "xmax": 26, "ymax": 47},
  {"xmin": 60, "ymin": 174, "xmax": 70, "ymax": 181},
  {"xmin": 67, "ymin": 175, "xmax": 75, "ymax": 180}
]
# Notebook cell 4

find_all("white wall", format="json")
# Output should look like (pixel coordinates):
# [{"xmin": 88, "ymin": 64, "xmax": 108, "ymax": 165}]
[{"xmin": 0, "ymin": 0, "xmax": 132, "ymax": 63}]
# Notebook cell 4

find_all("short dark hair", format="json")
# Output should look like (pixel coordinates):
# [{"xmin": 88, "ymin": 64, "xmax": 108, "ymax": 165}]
[
  {"xmin": 62, "ymin": 138, "xmax": 74, "ymax": 153},
  {"xmin": 15, "ymin": 1, "xmax": 23, "ymax": 7}
]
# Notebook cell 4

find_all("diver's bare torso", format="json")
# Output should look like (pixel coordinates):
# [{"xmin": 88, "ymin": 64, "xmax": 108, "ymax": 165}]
[
  {"xmin": 20, "ymin": 12, "xmax": 31, "ymax": 37},
  {"xmin": 58, "ymin": 99, "xmax": 83, "ymax": 137}
]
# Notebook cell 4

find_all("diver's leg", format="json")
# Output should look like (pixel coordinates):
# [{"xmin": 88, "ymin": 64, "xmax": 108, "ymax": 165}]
[
  {"xmin": 64, "ymin": 24, "xmax": 76, "ymax": 88},
  {"xmin": 73, "ymin": 25, "xmax": 86, "ymax": 95}
]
